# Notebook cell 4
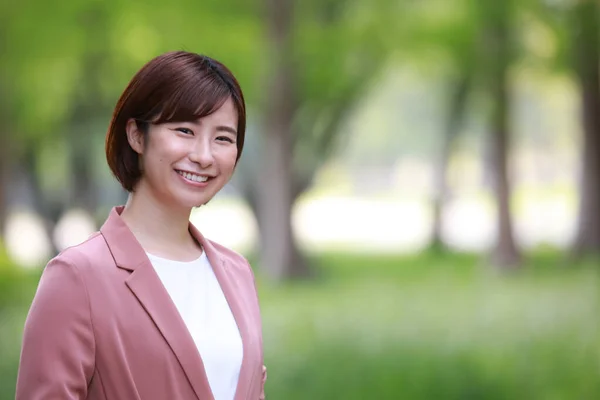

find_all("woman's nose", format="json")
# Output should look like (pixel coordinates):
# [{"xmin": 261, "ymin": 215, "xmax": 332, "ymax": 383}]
[{"xmin": 189, "ymin": 140, "xmax": 215, "ymax": 168}]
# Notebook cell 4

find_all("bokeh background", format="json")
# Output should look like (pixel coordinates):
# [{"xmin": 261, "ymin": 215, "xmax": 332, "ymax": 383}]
[{"xmin": 1, "ymin": 0, "xmax": 599, "ymax": 398}]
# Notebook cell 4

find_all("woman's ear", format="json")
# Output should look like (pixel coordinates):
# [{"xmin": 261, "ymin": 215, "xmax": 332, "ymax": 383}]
[{"xmin": 126, "ymin": 119, "xmax": 145, "ymax": 154}]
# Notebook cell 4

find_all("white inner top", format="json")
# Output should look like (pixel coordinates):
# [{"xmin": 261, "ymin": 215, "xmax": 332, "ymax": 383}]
[{"xmin": 147, "ymin": 251, "xmax": 243, "ymax": 400}]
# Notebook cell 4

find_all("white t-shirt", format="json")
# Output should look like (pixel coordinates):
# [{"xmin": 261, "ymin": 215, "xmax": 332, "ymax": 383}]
[{"xmin": 147, "ymin": 251, "xmax": 243, "ymax": 400}]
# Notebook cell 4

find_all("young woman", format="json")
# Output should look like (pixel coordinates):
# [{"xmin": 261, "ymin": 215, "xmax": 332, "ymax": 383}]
[{"xmin": 16, "ymin": 51, "xmax": 266, "ymax": 400}]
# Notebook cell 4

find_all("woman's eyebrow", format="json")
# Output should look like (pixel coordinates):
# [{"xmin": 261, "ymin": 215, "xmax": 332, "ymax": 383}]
[{"xmin": 216, "ymin": 125, "xmax": 237, "ymax": 135}]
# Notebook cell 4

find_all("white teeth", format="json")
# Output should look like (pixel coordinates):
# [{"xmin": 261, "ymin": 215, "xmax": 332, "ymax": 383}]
[{"xmin": 178, "ymin": 171, "xmax": 208, "ymax": 183}]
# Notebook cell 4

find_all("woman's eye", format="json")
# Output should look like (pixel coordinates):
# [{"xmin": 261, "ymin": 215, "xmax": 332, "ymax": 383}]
[
  {"xmin": 217, "ymin": 136, "xmax": 235, "ymax": 143},
  {"xmin": 176, "ymin": 128, "xmax": 194, "ymax": 135}
]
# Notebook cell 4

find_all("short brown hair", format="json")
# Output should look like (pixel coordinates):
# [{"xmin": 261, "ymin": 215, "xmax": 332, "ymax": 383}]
[{"xmin": 105, "ymin": 51, "xmax": 246, "ymax": 192}]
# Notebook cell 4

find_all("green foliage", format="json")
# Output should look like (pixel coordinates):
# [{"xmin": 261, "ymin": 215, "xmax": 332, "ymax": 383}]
[
  {"xmin": 0, "ymin": 0, "xmax": 264, "ymax": 146},
  {"xmin": 1, "ymin": 0, "xmax": 587, "ymax": 211},
  {"xmin": 290, "ymin": 0, "xmax": 397, "ymax": 175}
]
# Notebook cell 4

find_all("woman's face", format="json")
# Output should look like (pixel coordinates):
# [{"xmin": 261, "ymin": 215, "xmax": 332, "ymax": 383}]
[{"xmin": 127, "ymin": 97, "xmax": 239, "ymax": 210}]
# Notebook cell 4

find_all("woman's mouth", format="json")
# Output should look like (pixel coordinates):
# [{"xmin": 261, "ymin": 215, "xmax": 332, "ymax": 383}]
[{"xmin": 175, "ymin": 170, "xmax": 212, "ymax": 184}]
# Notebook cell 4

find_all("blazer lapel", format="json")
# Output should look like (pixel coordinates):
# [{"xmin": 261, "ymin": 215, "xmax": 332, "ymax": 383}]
[
  {"xmin": 190, "ymin": 225, "xmax": 254, "ymax": 400},
  {"xmin": 100, "ymin": 206, "xmax": 214, "ymax": 400},
  {"xmin": 125, "ymin": 263, "xmax": 214, "ymax": 400}
]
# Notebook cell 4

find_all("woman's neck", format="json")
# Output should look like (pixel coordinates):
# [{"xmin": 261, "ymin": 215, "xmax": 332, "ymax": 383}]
[{"xmin": 120, "ymin": 185, "xmax": 202, "ymax": 261}]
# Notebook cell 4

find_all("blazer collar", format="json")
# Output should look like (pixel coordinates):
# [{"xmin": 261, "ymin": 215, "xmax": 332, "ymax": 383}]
[
  {"xmin": 100, "ymin": 205, "xmax": 219, "ymax": 271},
  {"xmin": 99, "ymin": 206, "xmax": 254, "ymax": 400}
]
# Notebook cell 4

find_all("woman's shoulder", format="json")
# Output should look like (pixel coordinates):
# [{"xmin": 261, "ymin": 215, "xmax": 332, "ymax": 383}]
[
  {"xmin": 34, "ymin": 232, "xmax": 110, "ymax": 309},
  {"xmin": 47, "ymin": 231, "xmax": 111, "ymax": 273}
]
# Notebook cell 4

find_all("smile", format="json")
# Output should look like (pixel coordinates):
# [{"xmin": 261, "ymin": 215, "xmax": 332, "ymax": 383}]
[{"xmin": 176, "ymin": 170, "xmax": 210, "ymax": 183}]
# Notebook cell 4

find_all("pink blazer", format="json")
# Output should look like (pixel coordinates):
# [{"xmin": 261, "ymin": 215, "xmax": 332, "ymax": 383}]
[{"xmin": 16, "ymin": 206, "xmax": 266, "ymax": 400}]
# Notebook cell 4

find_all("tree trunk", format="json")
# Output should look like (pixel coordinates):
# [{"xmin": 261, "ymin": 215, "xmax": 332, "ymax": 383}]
[
  {"xmin": 486, "ymin": 1, "xmax": 521, "ymax": 268},
  {"xmin": 0, "ymin": 130, "xmax": 10, "ymax": 242},
  {"xmin": 70, "ymin": 127, "xmax": 98, "ymax": 217},
  {"xmin": 259, "ymin": 0, "xmax": 309, "ymax": 281},
  {"xmin": 22, "ymin": 147, "xmax": 63, "ymax": 256},
  {"xmin": 571, "ymin": 0, "xmax": 600, "ymax": 258},
  {"xmin": 430, "ymin": 74, "xmax": 470, "ymax": 252},
  {"xmin": 0, "ymin": 28, "xmax": 7, "ymax": 241}
]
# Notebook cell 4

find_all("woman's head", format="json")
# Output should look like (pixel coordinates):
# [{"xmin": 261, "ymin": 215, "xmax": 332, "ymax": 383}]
[{"xmin": 106, "ymin": 51, "xmax": 246, "ymax": 209}]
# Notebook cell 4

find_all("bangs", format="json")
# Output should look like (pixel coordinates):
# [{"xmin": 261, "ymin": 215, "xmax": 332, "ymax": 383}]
[{"xmin": 147, "ymin": 72, "xmax": 234, "ymax": 124}]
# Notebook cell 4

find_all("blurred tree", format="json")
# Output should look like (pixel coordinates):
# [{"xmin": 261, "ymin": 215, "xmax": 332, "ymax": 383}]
[
  {"xmin": 65, "ymin": 3, "xmax": 116, "ymax": 220},
  {"xmin": 7, "ymin": 2, "xmax": 103, "ymax": 252},
  {"xmin": 0, "ymin": 1, "xmax": 15, "ymax": 244},
  {"xmin": 480, "ymin": 0, "xmax": 521, "ymax": 268},
  {"xmin": 571, "ymin": 0, "xmax": 600, "ymax": 258},
  {"xmin": 0, "ymin": 0, "xmax": 38, "ymax": 246},
  {"xmin": 0, "ymin": 113, "xmax": 10, "ymax": 245},
  {"xmin": 236, "ymin": 0, "xmax": 394, "ymax": 280},
  {"xmin": 0, "ymin": 131, "xmax": 10, "ymax": 244},
  {"xmin": 408, "ymin": 1, "xmax": 478, "ymax": 252},
  {"xmin": 430, "ymin": 74, "xmax": 471, "ymax": 252},
  {"xmin": 255, "ymin": 0, "xmax": 299, "ymax": 280},
  {"xmin": 405, "ymin": 0, "xmax": 522, "ymax": 262},
  {"xmin": 0, "ymin": 0, "xmax": 124, "ymax": 253}
]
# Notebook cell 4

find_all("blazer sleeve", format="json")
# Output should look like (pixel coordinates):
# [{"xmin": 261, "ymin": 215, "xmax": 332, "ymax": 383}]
[{"xmin": 16, "ymin": 255, "xmax": 95, "ymax": 400}]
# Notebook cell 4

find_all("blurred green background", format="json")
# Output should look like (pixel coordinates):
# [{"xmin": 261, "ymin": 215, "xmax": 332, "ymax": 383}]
[{"xmin": 1, "ymin": 0, "xmax": 600, "ymax": 398}]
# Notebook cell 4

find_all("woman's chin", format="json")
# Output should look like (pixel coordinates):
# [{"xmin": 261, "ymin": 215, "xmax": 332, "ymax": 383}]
[{"xmin": 174, "ymin": 195, "xmax": 213, "ymax": 210}]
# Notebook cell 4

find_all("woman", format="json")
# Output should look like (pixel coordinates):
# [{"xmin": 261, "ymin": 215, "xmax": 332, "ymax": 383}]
[{"xmin": 16, "ymin": 51, "xmax": 266, "ymax": 400}]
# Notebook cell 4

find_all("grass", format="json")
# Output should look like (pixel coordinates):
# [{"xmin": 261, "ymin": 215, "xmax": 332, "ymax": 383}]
[
  {"xmin": 0, "ymin": 250, "xmax": 598, "ymax": 399},
  {"xmin": 258, "ymin": 251, "xmax": 600, "ymax": 399}
]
